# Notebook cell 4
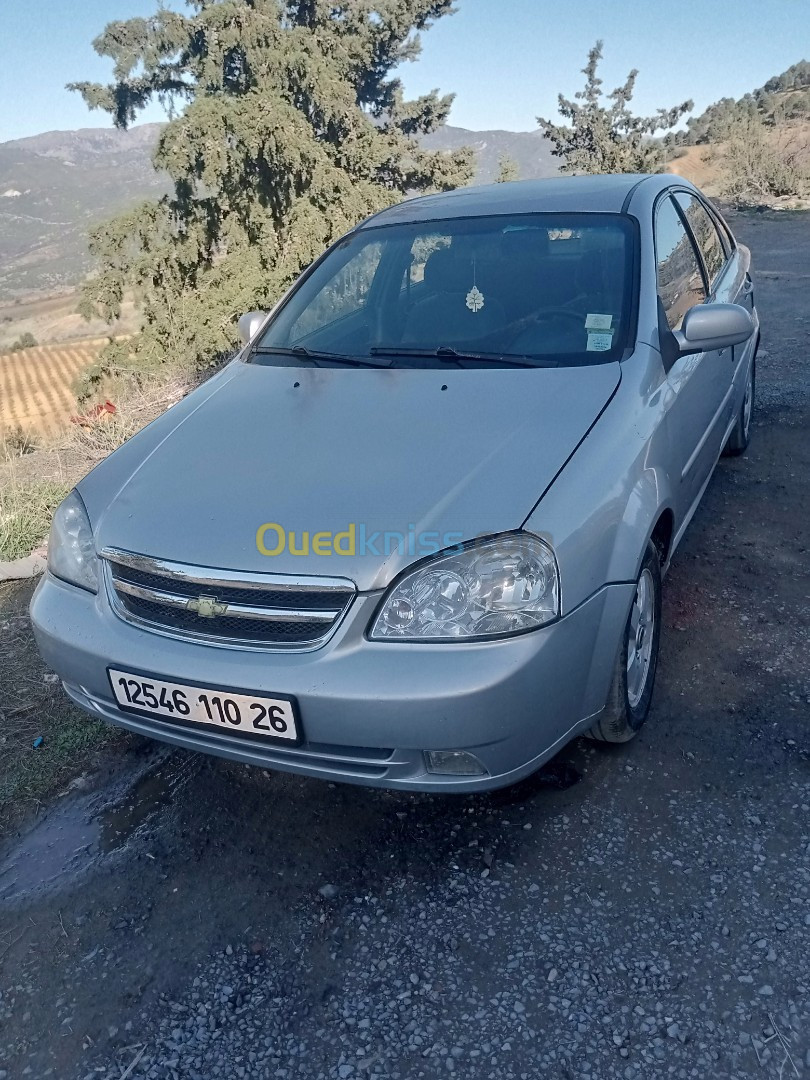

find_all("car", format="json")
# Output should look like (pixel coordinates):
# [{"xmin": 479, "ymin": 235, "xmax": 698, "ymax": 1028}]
[{"xmin": 30, "ymin": 174, "xmax": 759, "ymax": 792}]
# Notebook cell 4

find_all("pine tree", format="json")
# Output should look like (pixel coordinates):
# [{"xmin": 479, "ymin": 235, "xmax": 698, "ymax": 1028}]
[
  {"xmin": 495, "ymin": 154, "xmax": 520, "ymax": 183},
  {"xmin": 538, "ymin": 41, "xmax": 692, "ymax": 175},
  {"xmin": 69, "ymin": 0, "xmax": 473, "ymax": 389}
]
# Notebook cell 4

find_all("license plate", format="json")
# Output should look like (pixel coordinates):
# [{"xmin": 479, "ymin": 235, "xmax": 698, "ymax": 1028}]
[{"xmin": 108, "ymin": 669, "xmax": 300, "ymax": 743}]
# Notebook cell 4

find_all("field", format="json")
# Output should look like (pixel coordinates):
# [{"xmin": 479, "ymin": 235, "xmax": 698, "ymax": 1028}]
[
  {"xmin": 0, "ymin": 288, "xmax": 139, "ymax": 351},
  {"xmin": 0, "ymin": 338, "xmax": 105, "ymax": 441}
]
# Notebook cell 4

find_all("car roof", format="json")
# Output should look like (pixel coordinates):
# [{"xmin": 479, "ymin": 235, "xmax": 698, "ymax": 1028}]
[{"xmin": 356, "ymin": 173, "xmax": 685, "ymax": 229}]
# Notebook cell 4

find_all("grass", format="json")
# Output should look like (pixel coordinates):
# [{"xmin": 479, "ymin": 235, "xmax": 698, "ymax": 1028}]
[
  {"xmin": 0, "ymin": 373, "xmax": 193, "ymax": 826},
  {"xmin": 0, "ymin": 579, "xmax": 125, "ymax": 831},
  {"xmin": 0, "ymin": 477, "xmax": 70, "ymax": 561},
  {"xmin": 0, "ymin": 373, "xmax": 191, "ymax": 564},
  {"xmin": 0, "ymin": 702, "xmax": 119, "ymax": 822}
]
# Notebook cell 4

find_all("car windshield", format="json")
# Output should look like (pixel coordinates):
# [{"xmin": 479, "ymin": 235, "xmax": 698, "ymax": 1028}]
[{"xmin": 252, "ymin": 213, "xmax": 636, "ymax": 368}]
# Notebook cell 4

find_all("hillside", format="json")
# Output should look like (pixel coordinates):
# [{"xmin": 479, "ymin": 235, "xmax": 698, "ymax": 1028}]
[
  {"xmin": 0, "ymin": 123, "xmax": 556, "ymax": 302},
  {"xmin": 664, "ymin": 145, "xmax": 726, "ymax": 195},
  {"xmin": 422, "ymin": 125, "xmax": 556, "ymax": 184},
  {"xmin": 683, "ymin": 60, "xmax": 810, "ymax": 143},
  {"xmin": 669, "ymin": 63, "xmax": 810, "ymax": 205},
  {"xmin": 0, "ymin": 124, "xmax": 169, "ymax": 300}
]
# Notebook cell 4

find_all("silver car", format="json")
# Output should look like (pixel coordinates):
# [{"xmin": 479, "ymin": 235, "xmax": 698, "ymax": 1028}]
[{"xmin": 31, "ymin": 175, "xmax": 758, "ymax": 792}]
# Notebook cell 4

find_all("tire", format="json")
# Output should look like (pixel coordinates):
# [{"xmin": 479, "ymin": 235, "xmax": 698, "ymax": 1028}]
[
  {"xmin": 724, "ymin": 356, "xmax": 755, "ymax": 456},
  {"xmin": 587, "ymin": 541, "xmax": 662, "ymax": 744}
]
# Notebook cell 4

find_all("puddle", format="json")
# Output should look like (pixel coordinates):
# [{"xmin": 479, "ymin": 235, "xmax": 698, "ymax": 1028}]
[
  {"xmin": 98, "ymin": 768, "xmax": 174, "ymax": 853},
  {"xmin": 0, "ymin": 754, "xmax": 188, "ymax": 904},
  {"xmin": 0, "ymin": 798, "xmax": 98, "ymax": 902}
]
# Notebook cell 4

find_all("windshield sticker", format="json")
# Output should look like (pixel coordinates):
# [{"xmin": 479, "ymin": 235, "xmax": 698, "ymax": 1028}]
[
  {"xmin": 466, "ymin": 285, "xmax": 485, "ymax": 313},
  {"xmin": 586, "ymin": 330, "xmax": 614, "ymax": 352},
  {"xmin": 585, "ymin": 313, "xmax": 613, "ymax": 330}
]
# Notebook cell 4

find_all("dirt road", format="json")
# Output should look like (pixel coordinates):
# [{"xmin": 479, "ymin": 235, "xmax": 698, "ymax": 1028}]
[{"xmin": 1, "ymin": 211, "xmax": 808, "ymax": 1080}]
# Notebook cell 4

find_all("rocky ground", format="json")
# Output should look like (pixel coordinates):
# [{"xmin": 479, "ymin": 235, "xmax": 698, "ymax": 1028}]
[{"xmin": 0, "ymin": 210, "xmax": 808, "ymax": 1080}]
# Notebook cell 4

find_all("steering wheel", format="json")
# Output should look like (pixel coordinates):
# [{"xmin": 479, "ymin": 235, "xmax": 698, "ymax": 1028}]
[
  {"xmin": 530, "ymin": 308, "xmax": 586, "ymax": 326},
  {"xmin": 504, "ymin": 307, "xmax": 587, "ymax": 353}
]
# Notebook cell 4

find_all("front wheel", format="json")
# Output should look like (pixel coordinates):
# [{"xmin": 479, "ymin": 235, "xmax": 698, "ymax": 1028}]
[
  {"xmin": 724, "ymin": 356, "xmax": 755, "ymax": 456},
  {"xmin": 587, "ymin": 541, "xmax": 662, "ymax": 744}
]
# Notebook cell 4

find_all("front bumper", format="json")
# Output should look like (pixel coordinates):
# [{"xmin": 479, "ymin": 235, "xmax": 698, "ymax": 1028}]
[{"xmin": 30, "ymin": 574, "xmax": 634, "ymax": 792}]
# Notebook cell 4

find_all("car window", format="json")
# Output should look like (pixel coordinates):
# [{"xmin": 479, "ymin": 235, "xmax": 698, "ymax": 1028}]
[
  {"xmin": 702, "ymin": 203, "xmax": 734, "ymax": 258},
  {"xmin": 288, "ymin": 241, "xmax": 384, "ymax": 341},
  {"xmin": 655, "ymin": 196, "xmax": 707, "ymax": 332},
  {"xmin": 674, "ymin": 193, "xmax": 728, "ymax": 290},
  {"xmin": 714, "ymin": 210, "xmax": 736, "ymax": 256},
  {"xmin": 254, "ymin": 213, "xmax": 637, "ymax": 369}
]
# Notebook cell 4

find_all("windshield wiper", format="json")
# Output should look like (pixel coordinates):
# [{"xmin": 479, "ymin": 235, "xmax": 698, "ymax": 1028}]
[
  {"xmin": 252, "ymin": 345, "xmax": 393, "ymax": 368},
  {"xmin": 369, "ymin": 346, "xmax": 553, "ymax": 368}
]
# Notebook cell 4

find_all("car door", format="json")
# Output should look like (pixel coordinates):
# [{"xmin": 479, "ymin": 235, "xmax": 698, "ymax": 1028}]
[
  {"xmin": 654, "ymin": 192, "xmax": 729, "ymax": 524},
  {"xmin": 674, "ymin": 191, "xmax": 755, "ymax": 440}
]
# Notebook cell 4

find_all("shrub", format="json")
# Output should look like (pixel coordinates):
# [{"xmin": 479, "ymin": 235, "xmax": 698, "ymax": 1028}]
[
  {"xmin": 538, "ymin": 41, "xmax": 692, "ymax": 174},
  {"xmin": 719, "ymin": 117, "xmax": 810, "ymax": 205},
  {"xmin": 1, "ymin": 425, "xmax": 37, "ymax": 457},
  {"xmin": 8, "ymin": 332, "xmax": 38, "ymax": 352}
]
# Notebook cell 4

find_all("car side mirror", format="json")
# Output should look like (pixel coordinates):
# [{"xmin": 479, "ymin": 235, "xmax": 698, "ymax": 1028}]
[
  {"xmin": 237, "ymin": 310, "xmax": 268, "ymax": 344},
  {"xmin": 673, "ymin": 303, "xmax": 754, "ymax": 356}
]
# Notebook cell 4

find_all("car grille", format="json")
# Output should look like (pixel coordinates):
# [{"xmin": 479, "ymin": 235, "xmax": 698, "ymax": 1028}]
[{"xmin": 101, "ymin": 549, "xmax": 356, "ymax": 649}]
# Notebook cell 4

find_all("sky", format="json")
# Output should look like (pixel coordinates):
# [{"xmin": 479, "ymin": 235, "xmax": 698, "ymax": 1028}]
[{"xmin": 0, "ymin": 0, "xmax": 806, "ymax": 142}]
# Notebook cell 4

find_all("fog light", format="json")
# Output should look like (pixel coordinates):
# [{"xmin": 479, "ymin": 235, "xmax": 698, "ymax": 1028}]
[{"xmin": 425, "ymin": 750, "xmax": 487, "ymax": 776}]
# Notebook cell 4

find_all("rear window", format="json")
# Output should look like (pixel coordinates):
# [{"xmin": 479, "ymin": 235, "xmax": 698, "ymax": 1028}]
[{"xmin": 254, "ymin": 213, "xmax": 637, "ymax": 368}]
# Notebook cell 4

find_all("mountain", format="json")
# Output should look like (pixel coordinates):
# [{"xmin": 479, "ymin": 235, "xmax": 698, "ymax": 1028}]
[
  {"xmin": 0, "ymin": 125, "xmax": 169, "ymax": 300},
  {"xmin": 0, "ymin": 123, "xmax": 556, "ymax": 301},
  {"xmin": 422, "ymin": 125, "xmax": 557, "ymax": 184}
]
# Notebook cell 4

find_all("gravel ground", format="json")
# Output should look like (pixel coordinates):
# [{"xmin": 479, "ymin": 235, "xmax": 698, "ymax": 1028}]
[{"xmin": 0, "ymin": 210, "xmax": 808, "ymax": 1080}]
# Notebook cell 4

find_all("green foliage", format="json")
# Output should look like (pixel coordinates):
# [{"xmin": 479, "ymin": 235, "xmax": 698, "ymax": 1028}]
[
  {"xmin": 537, "ymin": 41, "xmax": 692, "ymax": 175},
  {"xmin": 719, "ymin": 116, "xmax": 810, "ymax": 206},
  {"xmin": 73, "ymin": 337, "xmax": 137, "ymax": 404},
  {"xmin": 495, "ymin": 154, "xmax": 520, "ymax": 183},
  {"xmin": 69, "ymin": 0, "xmax": 474, "ymax": 383},
  {"xmin": 764, "ymin": 60, "xmax": 810, "ymax": 93},
  {"xmin": 7, "ymin": 332, "xmax": 37, "ymax": 352},
  {"xmin": 684, "ymin": 60, "xmax": 810, "ymax": 145}
]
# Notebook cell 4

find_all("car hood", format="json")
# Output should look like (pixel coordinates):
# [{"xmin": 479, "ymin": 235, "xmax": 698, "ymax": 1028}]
[{"xmin": 82, "ymin": 360, "xmax": 620, "ymax": 592}]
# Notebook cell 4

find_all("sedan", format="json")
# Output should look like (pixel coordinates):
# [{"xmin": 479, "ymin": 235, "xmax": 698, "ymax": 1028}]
[{"xmin": 31, "ymin": 174, "xmax": 758, "ymax": 791}]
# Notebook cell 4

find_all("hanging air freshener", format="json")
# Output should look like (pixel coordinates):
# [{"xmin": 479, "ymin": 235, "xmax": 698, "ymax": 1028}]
[
  {"xmin": 466, "ymin": 286, "xmax": 485, "ymax": 312},
  {"xmin": 465, "ymin": 257, "xmax": 485, "ymax": 312}
]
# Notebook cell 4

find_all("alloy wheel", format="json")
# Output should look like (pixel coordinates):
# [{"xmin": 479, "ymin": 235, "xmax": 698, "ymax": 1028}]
[
  {"xmin": 742, "ymin": 365, "xmax": 754, "ymax": 440},
  {"xmin": 626, "ymin": 568, "xmax": 655, "ymax": 709}
]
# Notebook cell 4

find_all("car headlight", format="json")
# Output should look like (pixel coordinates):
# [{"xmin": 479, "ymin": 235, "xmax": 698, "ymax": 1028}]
[
  {"xmin": 369, "ymin": 533, "xmax": 559, "ymax": 642},
  {"xmin": 47, "ymin": 490, "xmax": 98, "ymax": 593}
]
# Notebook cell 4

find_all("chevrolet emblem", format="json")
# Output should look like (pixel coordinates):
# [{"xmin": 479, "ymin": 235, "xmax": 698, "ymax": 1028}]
[{"xmin": 187, "ymin": 595, "xmax": 228, "ymax": 618}]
